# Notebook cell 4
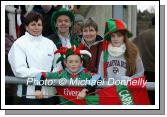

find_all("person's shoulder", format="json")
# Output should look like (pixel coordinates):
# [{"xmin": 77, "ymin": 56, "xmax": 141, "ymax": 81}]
[
  {"xmin": 82, "ymin": 68, "xmax": 91, "ymax": 74},
  {"xmin": 42, "ymin": 36, "xmax": 52, "ymax": 41},
  {"xmin": 98, "ymin": 40, "xmax": 104, "ymax": 45},
  {"xmin": 9, "ymin": 35, "xmax": 29, "ymax": 51},
  {"xmin": 139, "ymin": 28, "xmax": 154, "ymax": 36},
  {"xmin": 138, "ymin": 28, "xmax": 155, "ymax": 42},
  {"xmin": 47, "ymin": 33, "xmax": 59, "ymax": 40},
  {"xmin": 94, "ymin": 40, "xmax": 104, "ymax": 49},
  {"xmin": 42, "ymin": 36, "xmax": 53, "ymax": 43},
  {"xmin": 47, "ymin": 33, "xmax": 60, "ymax": 44},
  {"xmin": 94, "ymin": 35, "xmax": 104, "ymax": 44},
  {"xmin": 13, "ymin": 35, "xmax": 28, "ymax": 45},
  {"xmin": 96, "ymin": 35, "xmax": 103, "ymax": 42},
  {"xmin": 42, "ymin": 36, "xmax": 55, "ymax": 44}
]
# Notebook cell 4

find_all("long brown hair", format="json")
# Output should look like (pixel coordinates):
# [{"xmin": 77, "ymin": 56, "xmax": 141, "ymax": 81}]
[
  {"xmin": 113, "ymin": 30, "xmax": 139, "ymax": 76},
  {"xmin": 124, "ymin": 35, "xmax": 139, "ymax": 76}
]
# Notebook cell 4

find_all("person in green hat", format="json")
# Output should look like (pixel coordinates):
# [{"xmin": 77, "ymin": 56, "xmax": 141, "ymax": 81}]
[
  {"xmin": 98, "ymin": 18, "xmax": 144, "ymax": 82},
  {"xmin": 48, "ymin": 8, "xmax": 81, "ymax": 50}
]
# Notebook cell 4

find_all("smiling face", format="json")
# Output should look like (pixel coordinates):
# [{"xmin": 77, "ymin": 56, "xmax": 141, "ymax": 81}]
[
  {"xmin": 111, "ymin": 31, "xmax": 125, "ymax": 47},
  {"xmin": 82, "ymin": 26, "xmax": 97, "ymax": 42},
  {"xmin": 56, "ymin": 15, "xmax": 71, "ymax": 34},
  {"xmin": 65, "ymin": 55, "xmax": 82, "ymax": 73},
  {"xmin": 26, "ymin": 19, "xmax": 43, "ymax": 36}
]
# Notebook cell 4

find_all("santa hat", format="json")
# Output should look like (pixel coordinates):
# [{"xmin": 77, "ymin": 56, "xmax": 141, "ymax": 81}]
[
  {"xmin": 55, "ymin": 45, "xmax": 91, "ymax": 63},
  {"xmin": 104, "ymin": 18, "xmax": 133, "ymax": 41}
]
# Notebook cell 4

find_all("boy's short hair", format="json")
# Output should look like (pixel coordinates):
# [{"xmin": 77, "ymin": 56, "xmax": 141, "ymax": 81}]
[
  {"xmin": 64, "ymin": 54, "xmax": 82, "ymax": 63},
  {"xmin": 82, "ymin": 17, "xmax": 98, "ymax": 31},
  {"xmin": 25, "ymin": 12, "xmax": 43, "ymax": 26}
]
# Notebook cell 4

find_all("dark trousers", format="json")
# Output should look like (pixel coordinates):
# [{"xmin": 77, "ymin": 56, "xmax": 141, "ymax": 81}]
[
  {"xmin": 20, "ymin": 96, "xmax": 60, "ymax": 105},
  {"xmin": 5, "ymin": 84, "xmax": 17, "ymax": 105},
  {"xmin": 144, "ymin": 71, "xmax": 155, "ymax": 105}
]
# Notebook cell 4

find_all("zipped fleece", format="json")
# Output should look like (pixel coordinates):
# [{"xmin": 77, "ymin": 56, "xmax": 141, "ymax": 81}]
[{"xmin": 8, "ymin": 32, "xmax": 62, "ymax": 98}]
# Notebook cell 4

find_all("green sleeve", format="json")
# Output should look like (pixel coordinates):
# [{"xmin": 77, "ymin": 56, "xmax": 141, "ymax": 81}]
[{"xmin": 45, "ymin": 72, "xmax": 59, "ymax": 79}]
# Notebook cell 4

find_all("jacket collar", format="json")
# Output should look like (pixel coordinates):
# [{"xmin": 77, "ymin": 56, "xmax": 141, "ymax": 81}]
[
  {"xmin": 81, "ymin": 35, "xmax": 103, "ymax": 49},
  {"xmin": 25, "ymin": 32, "xmax": 43, "ymax": 40},
  {"xmin": 65, "ymin": 66, "xmax": 84, "ymax": 75}
]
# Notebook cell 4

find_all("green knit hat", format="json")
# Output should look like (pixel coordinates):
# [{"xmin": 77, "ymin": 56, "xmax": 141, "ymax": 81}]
[
  {"xmin": 51, "ymin": 8, "xmax": 74, "ymax": 32},
  {"xmin": 104, "ymin": 18, "xmax": 133, "ymax": 41}
]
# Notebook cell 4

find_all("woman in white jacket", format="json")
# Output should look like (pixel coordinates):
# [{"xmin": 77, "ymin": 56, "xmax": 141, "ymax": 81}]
[{"xmin": 8, "ymin": 12, "xmax": 62, "ymax": 105}]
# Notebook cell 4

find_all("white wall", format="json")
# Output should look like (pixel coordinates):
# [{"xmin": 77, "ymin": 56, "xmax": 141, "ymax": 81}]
[
  {"xmin": 84, "ymin": 5, "xmax": 137, "ymax": 39},
  {"xmin": 85, "ymin": 5, "xmax": 113, "ymax": 37}
]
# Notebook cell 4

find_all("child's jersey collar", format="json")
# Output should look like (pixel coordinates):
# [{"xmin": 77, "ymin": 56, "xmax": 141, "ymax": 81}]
[{"xmin": 65, "ymin": 66, "xmax": 84, "ymax": 75}]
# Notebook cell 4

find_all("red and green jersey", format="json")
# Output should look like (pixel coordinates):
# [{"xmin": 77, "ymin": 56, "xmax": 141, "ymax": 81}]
[{"xmin": 42, "ymin": 67, "xmax": 94, "ymax": 105}]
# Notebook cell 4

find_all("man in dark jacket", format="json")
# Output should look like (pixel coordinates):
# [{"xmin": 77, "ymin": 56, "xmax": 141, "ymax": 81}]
[
  {"xmin": 133, "ymin": 17, "xmax": 155, "ymax": 105},
  {"xmin": 48, "ymin": 8, "xmax": 81, "ymax": 49}
]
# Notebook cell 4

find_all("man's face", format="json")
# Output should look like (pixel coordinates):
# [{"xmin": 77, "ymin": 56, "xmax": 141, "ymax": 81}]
[
  {"xmin": 26, "ymin": 19, "xmax": 43, "ymax": 36},
  {"xmin": 65, "ymin": 55, "xmax": 82, "ymax": 73},
  {"xmin": 56, "ymin": 15, "xmax": 71, "ymax": 34}
]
